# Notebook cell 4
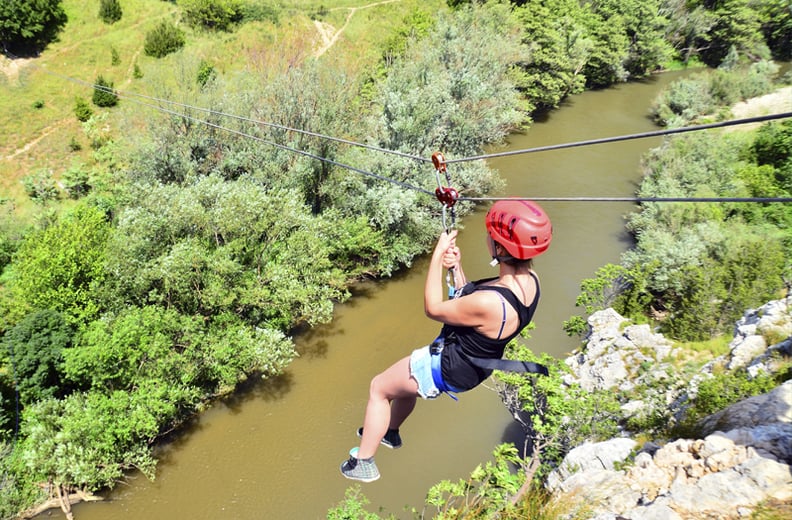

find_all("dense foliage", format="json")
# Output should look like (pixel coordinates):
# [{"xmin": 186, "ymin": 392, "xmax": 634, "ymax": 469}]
[
  {"xmin": 3, "ymin": 0, "xmax": 792, "ymax": 517},
  {"xmin": 0, "ymin": 0, "xmax": 67, "ymax": 54},
  {"xmin": 0, "ymin": 3, "xmax": 527, "ymax": 516},
  {"xmin": 143, "ymin": 20, "xmax": 186, "ymax": 58},
  {"xmin": 98, "ymin": 0, "xmax": 122, "ymax": 25},
  {"xmin": 564, "ymin": 66, "xmax": 792, "ymax": 342}
]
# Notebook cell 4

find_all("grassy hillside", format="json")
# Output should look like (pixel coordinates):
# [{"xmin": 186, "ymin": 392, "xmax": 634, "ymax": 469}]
[{"xmin": 0, "ymin": 0, "xmax": 445, "ymax": 219}]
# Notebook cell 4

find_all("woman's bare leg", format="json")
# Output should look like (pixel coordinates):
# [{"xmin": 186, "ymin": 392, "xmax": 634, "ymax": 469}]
[
  {"xmin": 357, "ymin": 355, "xmax": 418, "ymax": 459},
  {"xmin": 389, "ymin": 395, "xmax": 416, "ymax": 430}
]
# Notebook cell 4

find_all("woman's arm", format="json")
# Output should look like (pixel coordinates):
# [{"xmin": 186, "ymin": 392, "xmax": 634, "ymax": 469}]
[{"xmin": 424, "ymin": 231, "xmax": 494, "ymax": 328}]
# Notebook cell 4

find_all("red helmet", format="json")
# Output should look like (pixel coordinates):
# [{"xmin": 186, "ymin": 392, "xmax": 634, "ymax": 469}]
[{"xmin": 485, "ymin": 199, "xmax": 552, "ymax": 260}]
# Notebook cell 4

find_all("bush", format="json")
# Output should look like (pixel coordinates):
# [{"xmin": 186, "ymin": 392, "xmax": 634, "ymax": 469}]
[
  {"xmin": 143, "ymin": 20, "xmax": 185, "ymax": 58},
  {"xmin": 196, "ymin": 60, "xmax": 215, "ymax": 87},
  {"xmin": 0, "ymin": 0, "xmax": 67, "ymax": 54},
  {"xmin": 239, "ymin": 2, "xmax": 278, "ymax": 24},
  {"xmin": 674, "ymin": 369, "xmax": 778, "ymax": 437},
  {"xmin": 650, "ymin": 75, "xmax": 714, "ymax": 126},
  {"xmin": 92, "ymin": 75, "xmax": 118, "ymax": 107},
  {"xmin": 21, "ymin": 170, "xmax": 59, "ymax": 203},
  {"xmin": 98, "ymin": 0, "xmax": 122, "ymax": 24},
  {"xmin": 74, "ymin": 96, "xmax": 93, "ymax": 122},
  {"xmin": 61, "ymin": 164, "xmax": 91, "ymax": 199},
  {"xmin": 180, "ymin": 0, "xmax": 242, "ymax": 31}
]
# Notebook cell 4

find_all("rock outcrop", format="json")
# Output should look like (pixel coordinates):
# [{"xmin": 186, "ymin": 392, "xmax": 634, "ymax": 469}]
[{"xmin": 547, "ymin": 297, "xmax": 792, "ymax": 519}]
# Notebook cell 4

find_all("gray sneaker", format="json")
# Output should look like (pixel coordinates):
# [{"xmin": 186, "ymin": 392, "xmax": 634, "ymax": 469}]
[
  {"xmin": 357, "ymin": 427, "xmax": 402, "ymax": 449},
  {"xmin": 340, "ymin": 448, "xmax": 380, "ymax": 482}
]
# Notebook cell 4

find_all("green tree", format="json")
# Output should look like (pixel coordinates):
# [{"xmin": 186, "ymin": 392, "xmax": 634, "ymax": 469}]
[
  {"xmin": 3, "ymin": 203, "xmax": 110, "ymax": 328},
  {"xmin": 592, "ymin": 0, "xmax": 671, "ymax": 79},
  {"xmin": 660, "ymin": 0, "xmax": 715, "ymax": 63},
  {"xmin": 143, "ymin": 20, "xmax": 185, "ymax": 58},
  {"xmin": 752, "ymin": 119, "xmax": 792, "ymax": 185},
  {"xmin": 179, "ymin": 0, "xmax": 242, "ymax": 31},
  {"xmin": 0, "ymin": 0, "xmax": 67, "ymax": 54},
  {"xmin": 694, "ymin": 0, "xmax": 769, "ymax": 66},
  {"xmin": 98, "ymin": 0, "xmax": 122, "ymax": 24},
  {"xmin": 73, "ymin": 96, "xmax": 93, "ymax": 122},
  {"xmin": 3, "ymin": 310, "xmax": 73, "ymax": 405},
  {"xmin": 92, "ymin": 75, "xmax": 118, "ymax": 107},
  {"xmin": 15, "ymin": 390, "xmax": 166, "ymax": 498},
  {"xmin": 761, "ymin": 0, "xmax": 792, "ymax": 59},
  {"xmin": 21, "ymin": 170, "xmax": 59, "ymax": 204},
  {"xmin": 61, "ymin": 163, "xmax": 92, "ymax": 199},
  {"xmin": 513, "ymin": 0, "xmax": 590, "ymax": 111},
  {"xmin": 105, "ymin": 175, "xmax": 345, "ymax": 329},
  {"xmin": 0, "ymin": 199, "xmax": 21, "ymax": 273}
]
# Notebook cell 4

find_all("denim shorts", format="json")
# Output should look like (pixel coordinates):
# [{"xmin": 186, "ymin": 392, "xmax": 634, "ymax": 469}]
[{"xmin": 409, "ymin": 345, "xmax": 441, "ymax": 399}]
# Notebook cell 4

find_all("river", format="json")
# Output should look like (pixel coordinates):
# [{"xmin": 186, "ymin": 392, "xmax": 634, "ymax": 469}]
[{"xmin": 48, "ymin": 69, "xmax": 693, "ymax": 520}]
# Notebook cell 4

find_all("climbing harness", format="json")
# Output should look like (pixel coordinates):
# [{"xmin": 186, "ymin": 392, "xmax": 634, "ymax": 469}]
[
  {"xmin": 429, "ymin": 332, "xmax": 549, "ymax": 401},
  {"xmin": 428, "ymin": 153, "xmax": 549, "ymax": 399},
  {"xmin": 432, "ymin": 152, "xmax": 460, "ymax": 298}
]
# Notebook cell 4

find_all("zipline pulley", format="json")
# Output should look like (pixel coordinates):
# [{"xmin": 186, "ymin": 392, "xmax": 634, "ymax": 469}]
[{"xmin": 432, "ymin": 151, "xmax": 459, "ymax": 298}]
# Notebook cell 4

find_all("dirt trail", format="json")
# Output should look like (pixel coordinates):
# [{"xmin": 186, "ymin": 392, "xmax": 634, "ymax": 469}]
[{"xmin": 313, "ymin": 0, "xmax": 402, "ymax": 57}]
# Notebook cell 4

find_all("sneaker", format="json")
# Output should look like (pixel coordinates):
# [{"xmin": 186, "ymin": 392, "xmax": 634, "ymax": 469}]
[
  {"xmin": 340, "ymin": 448, "xmax": 380, "ymax": 482},
  {"xmin": 357, "ymin": 427, "xmax": 402, "ymax": 449}
]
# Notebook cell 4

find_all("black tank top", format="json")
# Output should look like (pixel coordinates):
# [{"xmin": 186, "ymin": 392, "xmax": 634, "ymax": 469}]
[{"xmin": 440, "ymin": 273, "xmax": 540, "ymax": 391}]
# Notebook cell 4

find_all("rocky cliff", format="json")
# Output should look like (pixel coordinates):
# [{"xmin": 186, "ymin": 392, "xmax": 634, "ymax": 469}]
[{"xmin": 546, "ymin": 297, "xmax": 792, "ymax": 519}]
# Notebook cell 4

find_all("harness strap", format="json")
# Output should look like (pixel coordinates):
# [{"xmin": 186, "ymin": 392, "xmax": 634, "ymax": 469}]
[
  {"xmin": 429, "ymin": 337, "xmax": 460, "ymax": 400},
  {"xmin": 495, "ymin": 292, "xmax": 507, "ymax": 340},
  {"xmin": 467, "ymin": 356, "xmax": 549, "ymax": 376}
]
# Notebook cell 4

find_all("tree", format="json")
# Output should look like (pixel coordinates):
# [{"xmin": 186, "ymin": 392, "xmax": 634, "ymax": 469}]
[
  {"xmin": 513, "ymin": 0, "xmax": 590, "ymax": 111},
  {"xmin": 694, "ymin": 0, "xmax": 769, "ymax": 66},
  {"xmin": 0, "ymin": 0, "xmax": 67, "ymax": 54},
  {"xmin": 98, "ymin": 0, "xmax": 122, "ymax": 24},
  {"xmin": 580, "ymin": 7, "xmax": 630, "ymax": 87},
  {"xmin": 3, "ymin": 203, "xmax": 110, "ymax": 328},
  {"xmin": 143, "ymin": 20, "xmax": 185, "ymax": 58},
  {"xmin": 73, "ymin": 96, "xmax": 93, "ymax": 122},
  {"xmin": 180, "ymin": 0, "xmax": 243, "ymax": 31},
  {"xmin": 594, "ymin": 0, "xmax": 671, "ymax": 78},
  {"xmin": 3, "ymin": 310, "xmax": 73, "ymax": 406},
  {"xmin": 92, "ymin": 75, "xmax": 118, "ymax": 107},
  {"xmin": 761, "ymin": 0, "xmax": 792, "ymax": 59},
  {"xmin": 21, "ymin": 170, "xmax": 59, "ymax": 204}
]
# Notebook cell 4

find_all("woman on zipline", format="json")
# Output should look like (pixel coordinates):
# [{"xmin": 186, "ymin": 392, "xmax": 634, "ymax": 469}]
[{"xmin": 341, "ymin": 199, "xmax": 552, "ymax": 482}]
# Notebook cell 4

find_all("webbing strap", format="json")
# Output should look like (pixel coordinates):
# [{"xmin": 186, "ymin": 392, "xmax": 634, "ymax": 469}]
[
  {"xmin": 430, "ymin": 350, "xmax": 459, "ymax": 400},
  {"xmin": 468, "ymin": 356, "xmax": 549, "ymax": 376}
]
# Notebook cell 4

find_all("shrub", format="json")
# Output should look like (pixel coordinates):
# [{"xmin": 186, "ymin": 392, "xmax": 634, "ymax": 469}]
[
  {"xmin": 74, "ymin": 96, "xmax": 93, "ymax": 122},
  {"xmin": 143, "ymin": 20, "xmax": 185, "ymax": 58},
  {"xmin": 68, "ymin": 136, "xmax": 82, "ymax": 152},
  {"xmin": 180, "ymin": 0, "xmax": 242, "ymax": 31},
  {"xmin": 21, "ymin": 170, "xmax": 59, "ymax": 203},
  {"xmin": 98, "ymin": 0, "xmax": 122, "ymax": 24},
  {"xmin": 196, "ymin": 60, "xmax": 216, "ymax": 87},
  {"xmin": 61, "ymin": 164, "xmax": 91, "ymax": 199},
  {"xmin": 92, "ymin": 75, "xmax": 118, "ymax": 107}
]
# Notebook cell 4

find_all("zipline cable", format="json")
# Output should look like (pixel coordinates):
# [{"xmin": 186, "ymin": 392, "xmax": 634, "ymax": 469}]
[
  {"xmin": 5, "ymin": 50, "xmax": 792, "ymax": 205},
  {"xmin": 1, "ymin": 49, "xmax": 428, "ymax": 163},
  {"xmin": 461, "ymin": 196, "xmax": 792, "ymax": 203},
  {"xmin": 446, "ymin": 112, "xmax": 792, "ymax": 164},
  {"xmin": 109, "ymin": 90, "xmax": 435, "ymax": 196}
]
